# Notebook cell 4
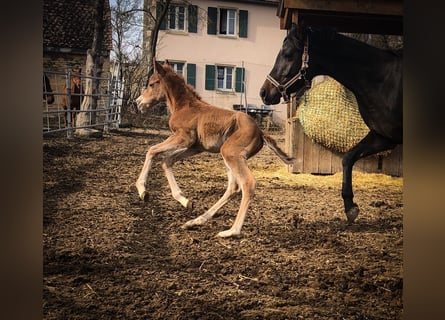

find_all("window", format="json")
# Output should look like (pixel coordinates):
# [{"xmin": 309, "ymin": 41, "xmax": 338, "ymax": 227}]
[
  {"xmin": 205, "ymin": 65, "xmax": 245, "ymax": 92},
  {"xmin": 167, "ymin": 5, "xmax": 186, "ymax": 31},
  {"xmin": 169, "ymin": 62, "xmax": 184, "ymax": 76},
  {"xmin": 207, "ymin": 7, "xmax": 248, "ymax": 38},
  {"xmin": 217, "ymin": 66, "xmax": 233, "ymax": 91},
  {"xmin": 219, "ymin": 9, "xmax": 236, "ymax": 36},
  {"xmin": 165, "ymin": 61, "xmax": 196, "ymax": 87},
  {"xmin": 157, "ymin": 3, "xmax": 198, "ymax": 33}
]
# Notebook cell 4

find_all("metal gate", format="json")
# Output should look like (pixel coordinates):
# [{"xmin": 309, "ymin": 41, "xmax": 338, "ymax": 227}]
[{"xmin": 43, "ymin": 69, "xmax": 124, "ymax": 137}]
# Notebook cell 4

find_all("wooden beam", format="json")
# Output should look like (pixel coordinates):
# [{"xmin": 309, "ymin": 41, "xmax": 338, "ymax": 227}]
[
  {"xmin": 278, "ymin": 0, "xmax": 403, "ymax": 34},
  {"xmin": 280, "ymin": 8, "xmax": 293, "ymax": 29},
  {"xmin": 288, "ymin": 9, "xmax": 403, "ymax": 34},
  {"xmin": 283, "ymin": 0, "xmax": 403, "ymax": 16}
]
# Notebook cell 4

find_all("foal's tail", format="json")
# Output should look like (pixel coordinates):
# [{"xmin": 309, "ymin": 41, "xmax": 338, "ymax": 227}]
[{"xmin": 262, "ymin": 134, "xmax": 296, "ymax": 165}]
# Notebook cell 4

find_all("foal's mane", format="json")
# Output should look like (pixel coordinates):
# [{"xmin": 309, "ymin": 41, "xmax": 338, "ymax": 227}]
[{"xmin": 162, "ymin": 64, "xmax": 202, "ymax": 101}]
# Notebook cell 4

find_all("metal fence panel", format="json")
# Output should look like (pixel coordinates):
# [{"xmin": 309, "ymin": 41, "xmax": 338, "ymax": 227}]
[{"xmin": 43, "ymin": 70, "xmax": 124, "ymax": 137}]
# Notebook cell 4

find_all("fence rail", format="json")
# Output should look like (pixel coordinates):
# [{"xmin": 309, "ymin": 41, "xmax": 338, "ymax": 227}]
[{"xmin": 43, "ymin": 70, "xmax": 124, "ymax": 137}]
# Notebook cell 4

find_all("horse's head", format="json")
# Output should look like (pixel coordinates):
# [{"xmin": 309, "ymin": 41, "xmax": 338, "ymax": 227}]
[
  {"xmin": 260, "ymin": 24, "xmax": 310, "ymax": 104},
  {"xmin": 43, "ymin": 74, "xmax": 55, "ymax": 105},
  {"xmin": 70, "ymin": 68, "xmax": 82, "ymax": 87},
  {"xmin": 136, "ymin": 60, "xmax": 169, "ymax": 114}
]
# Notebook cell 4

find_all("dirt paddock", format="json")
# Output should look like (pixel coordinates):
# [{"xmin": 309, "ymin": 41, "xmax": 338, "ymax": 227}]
[{"xmin": 43, "ymin": 127, "xmax": 403, "ymax": 319}]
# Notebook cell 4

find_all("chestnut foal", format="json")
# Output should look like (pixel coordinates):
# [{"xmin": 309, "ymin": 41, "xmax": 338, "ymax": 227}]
[{"xmin": 135, "ymin": 60, "xmax": 294, "ymax": 237}]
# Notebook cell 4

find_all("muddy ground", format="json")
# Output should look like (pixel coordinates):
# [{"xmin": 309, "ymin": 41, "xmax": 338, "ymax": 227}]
[{"xmin": 43, "ymin": 123, "xmax": 403, "ymax": 319}]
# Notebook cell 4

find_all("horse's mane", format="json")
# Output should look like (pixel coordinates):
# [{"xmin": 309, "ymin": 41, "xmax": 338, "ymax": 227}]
[
  {"xmin": 311, "ymin": 27, "xmax": 403, "ymax": 57},
  {"xmin": 162, "ymin": 64, "xmax": 202, "ymax": 101}
]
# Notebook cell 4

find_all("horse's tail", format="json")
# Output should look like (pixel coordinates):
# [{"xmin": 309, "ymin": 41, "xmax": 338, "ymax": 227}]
[{"xmin": 262, "ymin": 134, "xmax": 296, "ymax": 165}]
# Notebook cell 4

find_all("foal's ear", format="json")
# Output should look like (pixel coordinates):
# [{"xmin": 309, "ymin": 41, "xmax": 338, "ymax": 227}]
[{"xmin": 153, "ymin": 58, "xmax": 166, "ymax": 76}]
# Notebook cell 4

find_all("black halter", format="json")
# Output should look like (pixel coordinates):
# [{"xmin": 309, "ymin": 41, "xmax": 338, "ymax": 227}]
[{"xmin": 266, "ymin": 35, "xmax": 310, "ymax": 103}]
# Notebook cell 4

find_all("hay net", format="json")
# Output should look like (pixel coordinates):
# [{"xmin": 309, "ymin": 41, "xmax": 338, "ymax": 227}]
[{"xmin": 296, "ymin": 77, "xmax": 369, "ymax": 153}]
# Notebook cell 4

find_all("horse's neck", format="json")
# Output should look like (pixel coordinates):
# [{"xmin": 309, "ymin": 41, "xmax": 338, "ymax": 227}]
[
  {"xmin": 165, "ymin": 88, "xmax": 192, "ymax": 114},
  {"xmin": 309, "ymin": 32, "xmax": 393, "ymax": 92},
  {"xmin": 164, "ymin": 80, "xmax": 199, "ymax": 114}
]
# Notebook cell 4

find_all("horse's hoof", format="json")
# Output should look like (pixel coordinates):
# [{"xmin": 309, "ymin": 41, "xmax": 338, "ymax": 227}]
[
  {"xmin": 182, "ymin": 216, "xmax": 208, "ymax": 229},
  {"xmin": 186, "ymin": 200, "xmax": 193, "ymax": 212},
  {"xmin": 139, "ymin": 191, "xmax": 148, "ymax": 202},
  {"xmin": 346, "ymin": 206, "xmax": 360, "ymax": 223},
  {"xmin": 217, "ymin": 229, "xmax": 240, "ymax": 238},
  {"xmin": 181, "ymin": 220, "xmax": 196, "ymax": 229}
]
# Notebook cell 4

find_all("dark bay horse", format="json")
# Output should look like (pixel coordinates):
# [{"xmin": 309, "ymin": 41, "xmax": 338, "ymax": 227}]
[
  {"xmin": 43, "ymin": 74, "xmax": 55, "ymax": 105},
  {"xmin": 260, "ymin": 24, "xmax": 402, "ymax": 223},
  {"xmin": 62, "ymin": 68, "xmax": 84, "ymax": 127},
  {"xmin": 135, "ymin": 60, "xmax": 295, "ymax": 238}
]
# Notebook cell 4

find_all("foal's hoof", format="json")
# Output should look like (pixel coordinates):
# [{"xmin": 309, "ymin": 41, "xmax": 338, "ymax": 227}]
[
  {"xmin": 139, "ymin": 191, "xmax": 149, "ymax": 202},
  {"xmin": 217, "ymin": 229, "xmax": 241, "ymax": 238},
  {"xmin": 346, "ymin": 206, "xmax": 360, "ymax": 223},
  {"xmin": 181, "ymin": 216, "xmax": 207, "ymax": 229},
  {"xmin": 181, "ymin": 219, "xmax": 197, "ymax": 230},
  {"xmin": 184, "ymin": 199, "xmax": 193, "ymax": 212}
]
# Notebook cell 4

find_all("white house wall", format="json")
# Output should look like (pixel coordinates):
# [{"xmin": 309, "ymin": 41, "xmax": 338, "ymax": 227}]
[{"xmin": 156, "ymin": 0, "xmax": 287, "ymax": 125}]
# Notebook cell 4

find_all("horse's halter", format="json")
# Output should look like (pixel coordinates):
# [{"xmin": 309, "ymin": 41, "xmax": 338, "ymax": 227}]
[{"xmin": 266, "ymin": 35, "xmax": 310, "ymax": 103}]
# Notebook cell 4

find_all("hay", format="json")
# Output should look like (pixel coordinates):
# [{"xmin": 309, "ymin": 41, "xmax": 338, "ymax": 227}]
[{"xmin": 296, "ymin": 77, "xmax": 369, "ymax": 153}]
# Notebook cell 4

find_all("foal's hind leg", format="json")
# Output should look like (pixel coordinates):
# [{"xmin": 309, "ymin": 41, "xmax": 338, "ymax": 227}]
[
  {"xmin": 216, "ymin": 153, "xmax": 256, "ymax": 238},
  {"xmin": 342, "ymin": 130, "xmax": 397, "ymax": 222},
  {"xmin": 182, "ymin": 161, "xmax": 240, "ymax": 229}
]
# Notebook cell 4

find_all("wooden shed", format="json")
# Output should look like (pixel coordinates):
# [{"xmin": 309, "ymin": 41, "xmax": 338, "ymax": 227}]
[{"xmin": 277, "ymin": 0, "xmax": 403, "ymax": 177}]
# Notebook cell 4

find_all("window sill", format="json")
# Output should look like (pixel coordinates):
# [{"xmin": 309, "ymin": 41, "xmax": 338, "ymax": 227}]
[
  {"xmin": 216, "ymin": 90, "xmax": 236, "ymax": 95},
  {"xmin": 166, "ymin": 30, "xmax": 189, "ymax": 36},
  {"xmin": 217, "ymin": 34, "xmax": 238, "ymax": 39}
]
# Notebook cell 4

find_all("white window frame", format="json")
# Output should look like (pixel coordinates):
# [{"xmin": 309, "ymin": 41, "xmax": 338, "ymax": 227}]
[
  {"xmin": 216, "ymin": 65, "xmax": 234, "ymax": 91},
  {"xmin": 218, "ymin": 8, "xmax": 237, "ymax": 37},
  {"xmin": 167, "ymin": 4, "xmax": 187, "ymax": 32}
]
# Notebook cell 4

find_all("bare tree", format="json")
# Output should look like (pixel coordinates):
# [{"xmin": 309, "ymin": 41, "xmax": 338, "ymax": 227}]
[
  {"xmin": 109, "ymin": 0, "xmax": 171, "ymax": 126},
  {"xmin": 76, "ymin": 0, "xmax": 107, "ymax": 136},
  {"xmin": 142, "ymin": 0, "xmax": 170, "ymax": 70}
]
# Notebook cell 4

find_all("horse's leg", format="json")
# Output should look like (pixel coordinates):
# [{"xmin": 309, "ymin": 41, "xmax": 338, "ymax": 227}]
[
  {"xmin": 182, "ymin": 160, "xmax": 240, "ymax": 229},
  {"xmin": 342, "ymin": 130, "xmax": 397, "ymax": 222},
  {"xmin": 161, "ymin": 148, "xmax": 201, "ymax": 209},
  {"xmin": 135, "ymin": 134, "xmax": 191, "ymax": 201},
  {"xmin": 217, "ymin": 153, "xmax": 256, "ymax": 238}
]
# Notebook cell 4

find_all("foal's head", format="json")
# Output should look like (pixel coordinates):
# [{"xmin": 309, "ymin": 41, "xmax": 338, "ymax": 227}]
[
  {"xmin": 136, "ymin": 60, "xmax": 199, "ymax": 113},
  {"xmin": 135, "ymin": 61, "xmax": 170, "ymax": 114},
  {"xmin": 260, "ymin": 24, "xmax": 309, "ymax": 105}
]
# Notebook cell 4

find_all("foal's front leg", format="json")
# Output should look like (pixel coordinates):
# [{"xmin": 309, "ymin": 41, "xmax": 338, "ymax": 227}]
[
  {"xmin": 135, "ymin": 134, "xmax": 190, "ymax": 201},
  {"xmin": 160, "ymin": 148, "xmax": 201, "ymax": 209}
]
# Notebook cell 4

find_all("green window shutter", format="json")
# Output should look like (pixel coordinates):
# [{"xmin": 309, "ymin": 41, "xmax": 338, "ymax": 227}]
[
  {"xmin": 186, "ymin": 63, "xmax": 196, "ymax": 87},
  {"xmin": 205, "ymin": 65, "xmax": 215, "ymax": 90},
  {"xmin": 188, "ymin": 5, "xmax": 198, "ymax": 33},
  {"xmin": 207, "ymin": 7, "xmax": 217, "ymax": 35},
  {"xmin": 156, "ymin": 1, "xmax": 167, "ymax": 30},
  {"xmin": 239, "ymin": 10, "xmax": 248, "ymax": 38},
  {"xmin": 235, "ymin": 67, "xmax": 245, "ymax": 93}
]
